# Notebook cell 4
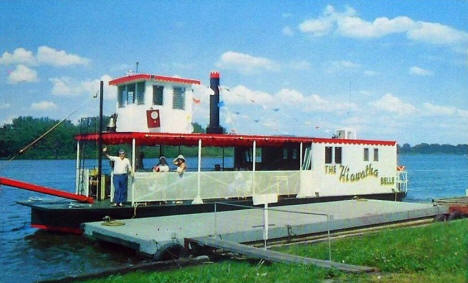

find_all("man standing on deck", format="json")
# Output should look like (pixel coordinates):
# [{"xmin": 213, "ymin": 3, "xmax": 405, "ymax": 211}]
[{"xmin": 103, "ymin": 147, "xmax": 132, "ymax": 207}]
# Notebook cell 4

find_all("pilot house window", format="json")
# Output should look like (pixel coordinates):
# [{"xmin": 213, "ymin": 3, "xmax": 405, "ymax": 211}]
[
  {"xmin": 173, "ymin": 87, "xmax": 185, "ymax": 110},
  {"xmin": 136, "ymin": 82, "xmax": 145, "ymax": 104},
  {"xmin": 153, "ymin": 85, "xmax": 164, "ymax": 105}
]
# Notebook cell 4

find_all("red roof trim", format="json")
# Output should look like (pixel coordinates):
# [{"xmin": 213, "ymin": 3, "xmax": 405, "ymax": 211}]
[
  {"xmin": 109, "ymin": 74, "xmax": 200, "ymax": 86},
  {"xmin": 75, "ymin": 132, "xmax": 396, "ymax": 147}
]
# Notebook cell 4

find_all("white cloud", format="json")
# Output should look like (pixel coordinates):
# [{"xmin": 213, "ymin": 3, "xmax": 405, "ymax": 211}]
[
  {"xmin": 0, "ymin": 103, "xmax": 10, "ymax": 109},
  {"xmin": 338, "ymin": 16, "xmax": 415, "ymax": 38},
  {"xmin": 407, "ymin": 22, "xmax": 468, "ymax": 45},
  {"xmin": 0, "ymin": 115, "xmax": 15, "ymax": 126},
  {"xmin": 37, "ymin": 46, "xmax": 90, "ymax": 67},
  {"xmin": 364, "ymin": 70, "xmax": 378, "ymax": 76},
  {"xmin": 327, "ymin": 60, "xmax": 360, "ymax": 73},
  {"xmin": 298, "ymin": 5, "xmax": 468, "ymax": 50},
  {"xmin": 409, "ymin": 66, "xmax": 433, "ymax": 76},
  {"xmin": 0, "ymin": 46, "xmax": 90, "ymax": 68},
  {"xmin": 8, "ymin": 64, "xmax": 38, "ymax": 84},
  {"xmin": 299, "ymin": 18, "xmax": 334, "ymax": 37},
  {"xmin": 0, "ymin": 48, "xmax": 36, "ymax": 65},
  {"xmin": 422, "ymin": 102, "xmax": 456, "ymax": 116},
  {"xmin": 457, "ymin": 109, "xmax": 468, "ymax": 119},
  {"xmin": 369, "ymin": 93, "xmax": 416, "ymax": 116},
  {"xmin": 225, "ymin": 85, "xmax": 275, "ymax": 105},
  {"xmin": 224, "ymin": 85, "xmax": 355, "ymax": 114},
  {"xmin": 282, "ymin": 26, "xmax": 294, "ymax": 36},
  {"xmin": 31, "ymin": 101, "xmax": 57, "ymax": 111},
  {"xmin": 50, "ymin": 74, "xmax": 114, "ymax": 99},
  {"xmin": 216, "ymin": 51, "xmax": 279, "ymax": 74}
]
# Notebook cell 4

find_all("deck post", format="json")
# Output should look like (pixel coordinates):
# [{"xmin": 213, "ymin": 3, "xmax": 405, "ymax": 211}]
[
  {"xmin": 131, "ymin": 138, "xmax": 136, "ymax": 206},
  {"xmin": 192, "ymin": 139, "xmax": 203, "ymax": 204},
  {"xmin": 252, "ymin": 140, "xmax": 256, "ymax": 195},
  {"xmin": 299, "ymin": 142, "xmax": 303, "ymax": 171},
  {"xmin": 263, "ymin": 203, "xmax": 268, "ymax": 249},
  {"xmin": 75, "ymin": 141, "xmax": 80, "ymax": 194}
]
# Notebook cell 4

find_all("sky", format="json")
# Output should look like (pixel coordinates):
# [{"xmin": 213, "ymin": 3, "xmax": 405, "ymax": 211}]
[{"xmin": 0, "ymin": 1, "xmax": 467, "ymax": 145}]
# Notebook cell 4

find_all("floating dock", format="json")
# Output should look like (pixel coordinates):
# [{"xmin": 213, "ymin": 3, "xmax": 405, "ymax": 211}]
[{"xmin": 83, "ymin": 199, "xmax": 447, "ymax": 258}]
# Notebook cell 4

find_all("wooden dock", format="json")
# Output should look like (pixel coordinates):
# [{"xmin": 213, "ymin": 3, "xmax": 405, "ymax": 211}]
[{"xmin": 83, "ymin": 199, "xmax": 447, "ymax": 270}]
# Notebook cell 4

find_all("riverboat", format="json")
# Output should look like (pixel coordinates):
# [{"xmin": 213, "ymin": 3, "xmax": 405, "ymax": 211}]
[{"xmin": 12, "ymin": 71, "xmax": 407, "ymax": 234}]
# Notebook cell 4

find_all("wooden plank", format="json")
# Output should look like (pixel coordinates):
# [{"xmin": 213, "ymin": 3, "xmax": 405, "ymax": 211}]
[{"xmin": 186, "ymin": 237, "xmax": 377, "ymax": 273}]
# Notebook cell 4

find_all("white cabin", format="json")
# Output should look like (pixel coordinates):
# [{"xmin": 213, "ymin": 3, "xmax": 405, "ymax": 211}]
[{"xmin": 109, "ymin": 74, "xmax": 200, "ymax": 133}]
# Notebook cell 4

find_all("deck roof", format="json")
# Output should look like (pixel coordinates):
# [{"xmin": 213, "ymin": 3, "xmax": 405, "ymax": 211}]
[{"xmin": 75, "ymin": 132, "xmax": 396, "ymax": 147}]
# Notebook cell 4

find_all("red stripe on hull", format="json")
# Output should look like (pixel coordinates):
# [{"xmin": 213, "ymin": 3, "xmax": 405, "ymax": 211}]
[{"xmin": 32, "ymin": 224, "xmax": 83, "ymax": 234}]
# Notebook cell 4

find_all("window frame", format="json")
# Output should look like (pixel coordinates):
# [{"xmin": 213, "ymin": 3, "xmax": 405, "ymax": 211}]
[
  {"xmin": 325, "ymin": 146, "xmax": 333, "ymax": 164},
  {"xmin": 136, "ymin": 82, "xmax": 145, "ymax": 105},
  {"xmin": 172, "ymin": 87, "xmax": 186, "ymax": 110},
  {"xmin": 363, "ymin": 148, "xmax": 369, "ymax": 161},
  {"xmin": 153, "ymin": 85, "xmax": 164, "ymax": 106},
  {"xmin": 334, "ymin": 147, "xmax": 342, "ymax": 164}
]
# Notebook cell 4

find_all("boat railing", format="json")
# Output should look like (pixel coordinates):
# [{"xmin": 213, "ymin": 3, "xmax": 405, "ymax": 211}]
[
  {"xmin": 128, "ymin": 170, "xmax": 301, "ymax": 204},
  {"xmin": 396, "ymin": 170, "xmax": 408, "ymax": 193}
]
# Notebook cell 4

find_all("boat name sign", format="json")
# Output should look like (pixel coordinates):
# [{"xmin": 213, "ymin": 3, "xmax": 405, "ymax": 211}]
[{"xmin": 325, "ymin": 164, "xmax": 379, "ymax": 183}]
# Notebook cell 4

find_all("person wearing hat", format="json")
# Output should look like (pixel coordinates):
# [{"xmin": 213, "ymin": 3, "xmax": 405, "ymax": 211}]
[
  {"xmin": 103, "ymin": 147, "xmax": 133, "ymax": 207},
  {"xmin": 153, "ymin": 156, "xmax": 169, "ymax": 172},
  {"xmin": 173, "ymin": 154, "xmax": 186, "ymax": 176}
]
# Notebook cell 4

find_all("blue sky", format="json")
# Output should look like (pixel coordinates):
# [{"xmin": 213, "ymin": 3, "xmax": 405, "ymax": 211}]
[{"xmin": 0, "ymin": 1, "xmax": 467, "ymax": 145}]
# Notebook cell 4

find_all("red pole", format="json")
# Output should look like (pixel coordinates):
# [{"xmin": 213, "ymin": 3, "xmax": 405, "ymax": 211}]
[{"xmin": 0, "ymin": 176, "xmax": 94, "ymax": 204}]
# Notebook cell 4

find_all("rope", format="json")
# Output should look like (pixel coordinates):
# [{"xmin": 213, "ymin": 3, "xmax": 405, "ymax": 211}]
[
  {"xmin": 101, "ymin": 215, "xmax": 125, "ymax": 226},
  {"xmin": 101, "ymin": 220, "xmax": 125, "ymax": 226},
  {"xmin": 1, "ymin": 95, "xmax": 96, "ymax": 170}
]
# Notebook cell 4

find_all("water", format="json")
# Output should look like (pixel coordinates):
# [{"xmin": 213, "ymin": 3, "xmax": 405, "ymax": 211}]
[{"xmin": 0, "ymin": 154, "xmax": 467, "ymax": 282}]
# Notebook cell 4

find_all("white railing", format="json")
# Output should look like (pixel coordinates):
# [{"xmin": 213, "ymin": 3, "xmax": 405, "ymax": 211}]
[
  {"xmin": 396, "ymin": 171, "xmax": 408, "ymax": 192},
  {"xmin": 130, "ymin": 170, "xmax": 301, "ymax": 203}
]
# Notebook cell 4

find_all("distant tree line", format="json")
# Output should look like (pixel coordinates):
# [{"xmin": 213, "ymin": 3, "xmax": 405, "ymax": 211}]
[{"xmin": 398, "ymin": 143, "xmax": 467, "ymax": 155}]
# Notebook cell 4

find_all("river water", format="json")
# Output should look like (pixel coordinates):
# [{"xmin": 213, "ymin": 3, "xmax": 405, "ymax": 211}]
[{"xmin": 0, "ymin": 154, "xmax": 467, "ymax": 282}]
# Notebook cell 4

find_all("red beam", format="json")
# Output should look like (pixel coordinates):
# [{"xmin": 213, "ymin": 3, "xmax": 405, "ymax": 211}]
[{"xmin": 0, "ymin": 176, "xmax": 94, "ymax": 204}]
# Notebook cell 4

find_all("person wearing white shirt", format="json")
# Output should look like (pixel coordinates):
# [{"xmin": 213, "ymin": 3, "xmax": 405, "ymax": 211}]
[{"xmin": 103, "ymin": 147, "xmax": 132, "ymax": 207}]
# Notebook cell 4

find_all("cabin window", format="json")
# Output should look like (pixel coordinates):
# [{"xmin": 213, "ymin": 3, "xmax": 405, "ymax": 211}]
[
  {"xmin": 136, "ymin": 82, "xmax": 145, "ymax": 104},
  {"xmin": 364, "ymin": 148, "xmax": 369, "ymax": 161},
  {"xmin": 374, "ymin": 148, "xmax": 379, "ymax": 161},
  {"xmin": 153, "ymin": 85, "xmax": 164, "ymax": 105},
  {"xmin": 126, "ymin": 84, "xmax": 136, "ymax": 104},
  {"xmin": 283, "ymin": 148, "xmax": 288, "ymax": 159},
  {"xmin": 118, "ymin": 85, "xmax": 125, "ymax": 107},
  {"xmin": 334, "ymin": 147, "xmax": 342, "ymax": 164},
  {"xmin": 325, "ymin": 147, "xmax": 332, "ymax": 164},
  {"xmin": 173, "ymin": 87, "xmax": 185, "ymax": 110}
]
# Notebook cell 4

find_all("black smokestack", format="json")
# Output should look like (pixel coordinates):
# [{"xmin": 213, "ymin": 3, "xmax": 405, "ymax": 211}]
[{"xmin": 206, "ymin": 71, "xmax": 224, "ymax": 134}]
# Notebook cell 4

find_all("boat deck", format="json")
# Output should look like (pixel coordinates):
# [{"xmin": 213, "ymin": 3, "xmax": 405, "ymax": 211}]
[{"xmin": 83, "ymin": 199, "xmax": 447, "ymax": 257}]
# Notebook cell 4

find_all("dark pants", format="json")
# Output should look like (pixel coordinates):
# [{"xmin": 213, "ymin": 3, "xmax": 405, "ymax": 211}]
[{"xmin": 113, "ymin": 174, "xmax": 128, "ymax": 204}]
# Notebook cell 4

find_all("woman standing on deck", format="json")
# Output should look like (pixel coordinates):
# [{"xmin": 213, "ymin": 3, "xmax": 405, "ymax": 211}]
[
  {"xmin": 103, "ymin": 147, "xmax": 133, "ymax": 207},
  {"xmin": 173, "ymin": 154, "xmax": 186, "ymax": 176}
]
